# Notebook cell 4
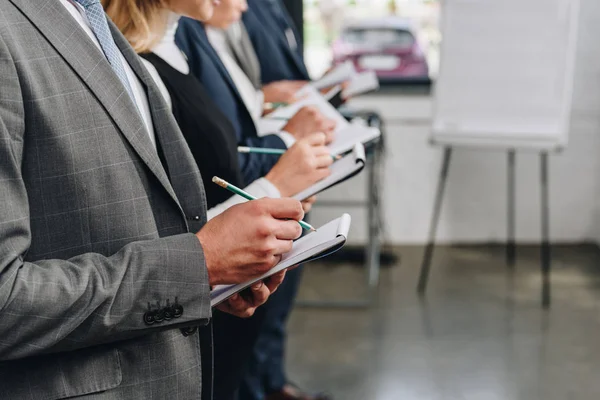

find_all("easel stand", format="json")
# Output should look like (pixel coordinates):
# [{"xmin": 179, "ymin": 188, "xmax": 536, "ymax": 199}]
[{"xmin": 417, "ymin": 147, "xmax": 552, "ymax": 308}]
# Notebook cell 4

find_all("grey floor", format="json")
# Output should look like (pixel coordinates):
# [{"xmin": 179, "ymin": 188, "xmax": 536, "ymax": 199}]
[{"xmin": 286, "ymin": 245, "xmax": 600, "ymax": 400}]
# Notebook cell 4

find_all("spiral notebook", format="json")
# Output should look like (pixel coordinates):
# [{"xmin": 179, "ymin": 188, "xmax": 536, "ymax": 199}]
[
  {"xmin": 293, "ymin": 144, "xmax": 366, "ymax": 201},
  {"xmin": 210, "ymin": 213, "xmax": 352, "ymax": 307},
  {"xmin": 258, "ymin": 87, "xmax": 381, "ymax": 156}
]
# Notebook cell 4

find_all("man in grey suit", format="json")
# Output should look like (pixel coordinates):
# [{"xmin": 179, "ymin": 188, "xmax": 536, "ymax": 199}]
[{"xmin": 0, "ymin": 0, "xmax": 305, "ymax": 399}]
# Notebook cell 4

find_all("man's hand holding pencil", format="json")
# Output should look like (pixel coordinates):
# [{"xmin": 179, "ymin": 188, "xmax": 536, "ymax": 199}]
[{"xmin": 196, "ymin": 197, "xmax": 305, "ymax": 317}]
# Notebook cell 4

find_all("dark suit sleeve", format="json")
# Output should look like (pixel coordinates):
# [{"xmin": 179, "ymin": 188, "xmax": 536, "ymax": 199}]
[
  {"xmin": 238, "ymin": 133, "xmax": 287, "ymax": 185},
  {"xmin": 0, "ymin": 31, "xmax": 211, "ymax": 362}
]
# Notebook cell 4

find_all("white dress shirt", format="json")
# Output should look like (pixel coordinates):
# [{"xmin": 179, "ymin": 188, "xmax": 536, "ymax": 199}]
[
  {"xmin": 205, "ymin": 26, "xmax": 296, "ymax": 148},
  {"xmin": 140, "ymin": 15, "xmax": 281, "ymax": 221},
  {"xmin": 60, "ymin": 0, "xmax": 157, "ymax": 149}
]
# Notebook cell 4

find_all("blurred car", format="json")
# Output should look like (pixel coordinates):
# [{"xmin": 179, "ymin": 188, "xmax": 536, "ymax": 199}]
[{"xmin": 331, "ymin": 17, "xmax": 431, "ymax": 84}]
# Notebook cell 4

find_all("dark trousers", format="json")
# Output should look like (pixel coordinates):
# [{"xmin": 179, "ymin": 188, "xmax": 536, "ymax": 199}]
[
  {"xmin": 238, "ymin": 266, "xmax": 304, "ymax": 399},
  {"xmin": 201, "ymin": 305, "xmax": 269, "ymax": 400}
]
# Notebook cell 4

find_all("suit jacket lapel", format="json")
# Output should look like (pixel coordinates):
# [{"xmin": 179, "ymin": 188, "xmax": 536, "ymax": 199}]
[
  {"xmin": 9, "ymin": 0, "xmax": 180, "ymax": 208},
  {"xmin": 226, "ymin": 23, "xmax": 262, "ymax": 89},
  {"xmin": 108, "ymin": 23, "xmax": 186, "ymax": 211},
  {"xmin": 113, "ymin": 25, "xmax": 208, "ymax": 222},
  {"xmin": 195, "ymin": 25, "xmax": 251, "ymax": 110}
]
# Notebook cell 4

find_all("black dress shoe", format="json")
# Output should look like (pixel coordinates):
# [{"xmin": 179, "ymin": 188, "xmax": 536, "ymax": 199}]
[{"xmin": 265, "ymin": 383, "xmax": 332, "ymax": 400}]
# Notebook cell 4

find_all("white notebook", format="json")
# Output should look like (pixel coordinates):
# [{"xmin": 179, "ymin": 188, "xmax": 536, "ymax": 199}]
[
  {"xmin": 258, "ymin": 87, "xmax": 381, "ymax": 156},
  {"xmin": 311, "ymin": 61, "xmax": 357, "ymax": 90},
  {"xmin": 266, "ymin": 86, "xmax": 349, "ymax": 129},
  {"xmin": 342, "ymin": 70, "xmax": 380, "ymax": 98},
  {"xmin": 293, "ymin": 144, "xmax": 366, "ymax": 201},
  {"xmin": 328, "ymin": 124, "xmax": 380, "ymax": 156},
  {"xmin": 210, "ymin": 213, "xmax": 352, "ymax": 307}
]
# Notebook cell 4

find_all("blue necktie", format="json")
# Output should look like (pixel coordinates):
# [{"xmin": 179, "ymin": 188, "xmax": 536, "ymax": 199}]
[{"xmin": 73, "ymin": 0, "xmax": 137, "ymax": 105}]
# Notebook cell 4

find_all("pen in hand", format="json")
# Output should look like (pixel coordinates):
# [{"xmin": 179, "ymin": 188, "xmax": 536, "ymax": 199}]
[
  {"xmin": 238, "ymin": 146, "xmax": 341, "ymax": 161},
  {"xmin": 212, "ymin": 177, "xmax": 317, "ymax": 232}
]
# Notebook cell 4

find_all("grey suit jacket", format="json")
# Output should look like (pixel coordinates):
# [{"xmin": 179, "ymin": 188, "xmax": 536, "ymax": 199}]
[{"xmin": 0, "ymin": 0, "xmax": 213, "ymax": 398}]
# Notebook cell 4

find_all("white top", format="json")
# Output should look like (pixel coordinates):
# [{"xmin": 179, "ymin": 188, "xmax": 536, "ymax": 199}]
[
  {"xmin": 206, "ymin": 179, "xmax": 281, "ymax": 221},
  {"xmin": 206, "ymin": 25, "xmax": 296, "ymax": 148},
  {"xmin": 206, "ymin": 26, "xmax": 264, "ymax": 122},
  {"xmin": 152, "ymin": 13, "xmax": 189, "ymax": 75},
  {"xmin": 60, "ymin": 0, "xmax": 157, "ymax": 149},
  {"xmin": 141, "ymin": 15, "xmax": 281, "ymax": 220}
]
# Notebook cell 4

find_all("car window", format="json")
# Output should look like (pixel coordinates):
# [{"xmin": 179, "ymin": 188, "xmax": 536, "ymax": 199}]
[{"xmin": 343, "ymin": 28, "xmax": 415, "ymax": 48}]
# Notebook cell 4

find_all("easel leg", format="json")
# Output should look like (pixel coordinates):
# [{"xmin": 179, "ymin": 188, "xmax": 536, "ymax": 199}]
[
  {"xmin": 540, "ymin": 153, "xmax": 551, "ymax": 308},
  {"xmin": 507, "ymin": 150, "xmax": 516, "ymax": 268},
  {"xmin": 366, "ymin": 139, "xmax": 382, "ymax": 297},
  {"xmin": 418, "ymin": 147, "xmax": 452, "ymax": 294}
]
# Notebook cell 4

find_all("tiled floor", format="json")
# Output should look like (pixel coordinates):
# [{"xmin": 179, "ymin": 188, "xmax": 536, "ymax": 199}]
[{"xmin": 287, "ymin": 245, "xmax": 600, "ymax": 400}]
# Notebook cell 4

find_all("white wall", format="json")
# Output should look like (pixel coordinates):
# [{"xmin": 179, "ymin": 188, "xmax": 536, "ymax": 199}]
[{"xmin": 310, "ymin": 0, "xmax": 600, "ymax": 245}]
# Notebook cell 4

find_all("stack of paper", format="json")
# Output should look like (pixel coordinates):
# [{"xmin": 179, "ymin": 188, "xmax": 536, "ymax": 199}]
[{"xmin": 210, "ymin": 214, "xmax": 352, "ymax": 307}]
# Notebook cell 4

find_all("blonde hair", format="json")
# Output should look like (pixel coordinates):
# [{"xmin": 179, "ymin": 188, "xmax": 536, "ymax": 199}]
[{"xmin": 102, "ymin": 0, "xmax": 168, "ymax": 53}]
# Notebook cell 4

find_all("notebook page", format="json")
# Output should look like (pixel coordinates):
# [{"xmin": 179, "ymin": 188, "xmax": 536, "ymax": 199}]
[
  {"xmin": 311, "ymin": 61, "xmax": 357, "ymax": 90},
  {"xmin": 210, "ymin": 214, "xmax": 352, "ymax": 306},
  {"xmin": 265, "ymin": 87, "xmax": 349, "ymax": 132},
  {"xmin": 258, "ymin": 87, "xmax": 381, "ymax": 155},
  {"xmin": 293, "ymin": 144, "xmax": 366, "ymax": 201},
  {"xmin": 328, "ymin": 124, "xmax": 381, "ymax": 156},
  {"xmin": 342, "ymin": 71, "xmax": 380, "ymax": 98}
]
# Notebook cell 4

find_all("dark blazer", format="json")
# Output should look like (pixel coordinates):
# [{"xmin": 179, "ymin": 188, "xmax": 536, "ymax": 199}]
[
  {"xmin": 175, "ymin": 18, "xmax": 286, "ymax": 185},
  {"xmin": 244, "ymin": 0, "xmax": 310, "ymax": 82}
]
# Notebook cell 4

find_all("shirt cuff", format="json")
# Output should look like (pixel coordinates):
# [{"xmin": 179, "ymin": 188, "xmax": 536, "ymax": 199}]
[
  {"xmin": 206, "ymin": 179, "xmax": 282, "ymax": 221},
  {"xmin": 276, "ymin": 131, "xmax": 296, "ymax": 148},
  {"xmin": 248, "ymin": 178, "xmax": 282, "ymax": 199},
  {"xmin": 257, "ymin": 90, "xmax": 265, "ymax": 107}
]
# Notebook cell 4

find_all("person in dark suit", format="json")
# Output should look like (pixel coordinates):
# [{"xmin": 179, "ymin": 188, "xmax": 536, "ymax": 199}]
[
  {"xmin": 243, "ymin": 0, "xmax": 311, "ymax": 83},
  {"xmin": 0, "ymin": 0, "xmax": 308, "ymax": 399},
  {"xmin": 176, "ymin": 0, "xmax": 333, "ymax": 399},
  {"xmin": 241, "ymin": 2, "xmax": 335, "ymax": 399},
  {"xmin": 175, "ymin": 14, "xmax": 333, "ymax": 187},
  {"xmin": 105, "ymin": 1, "xmax": 336, "ymax": 398}
]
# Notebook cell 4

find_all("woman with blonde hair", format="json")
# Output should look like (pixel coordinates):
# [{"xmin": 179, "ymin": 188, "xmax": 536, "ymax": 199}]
[
  {"xmin": 103, "ymin": 0, "xmax": 334, "ymax": 399},
  {"xmin": 103, "ymin": 0, "xmax": 331, "ymax": 216}
]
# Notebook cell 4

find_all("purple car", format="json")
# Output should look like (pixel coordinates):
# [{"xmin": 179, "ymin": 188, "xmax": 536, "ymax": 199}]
[{"xmin": 332, "ymin": 17, "xmax": 430, "ymax": 83}]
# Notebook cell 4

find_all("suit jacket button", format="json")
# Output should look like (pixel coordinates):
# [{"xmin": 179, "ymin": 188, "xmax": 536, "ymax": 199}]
[
  {"xmin": 172, "ymin": 297, "xmax": 183, "ymax": 318},
  {"xmin": 181, "ymin": 327, "xmax": 197, "ymax": 337},
  {"xmin": 163, "ymin": 306, "xmax": 174, "ymax": 321},
  {"xmin": 143, "ymin": 312, "xmax": 155, "ymax": 325},
  {"xmin": 154, "ymin": 309, "xmax": 165, "ymax": 323},
  {"xmin": 172, "ymin": 304, "xmax": 183, "ymax": 318}
]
